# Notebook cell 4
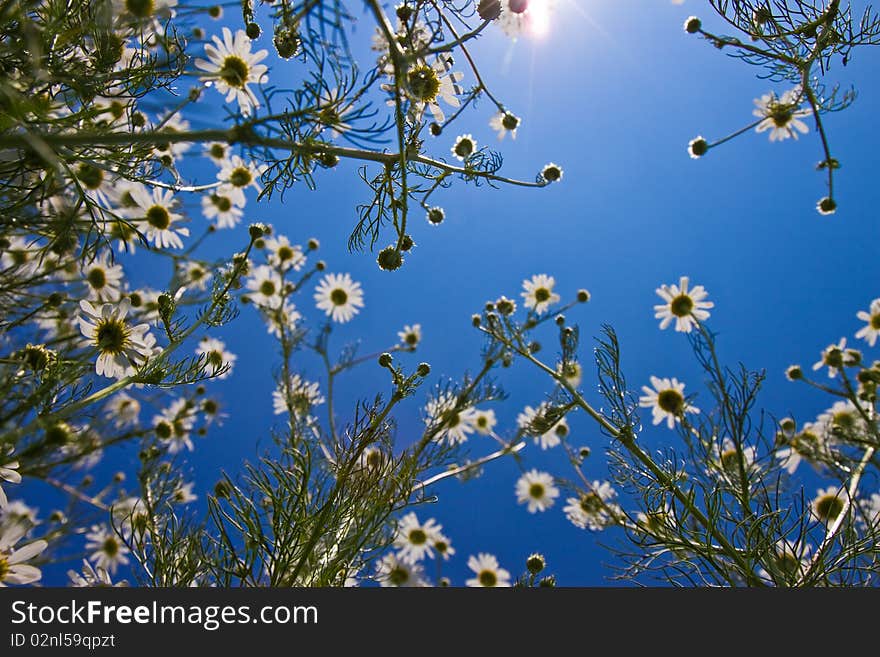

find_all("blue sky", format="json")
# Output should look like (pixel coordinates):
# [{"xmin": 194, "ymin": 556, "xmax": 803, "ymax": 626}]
[{"xmin": 17, "ymin": 1, "xmax": 880, "ymax": 585}]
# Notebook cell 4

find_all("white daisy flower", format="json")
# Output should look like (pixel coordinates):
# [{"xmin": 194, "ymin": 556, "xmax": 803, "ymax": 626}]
[
  {"xmin": 201, "ymin": 188, "xmax": 244, "ymax": 229},
  {"xmin": 103, "ymin": 392, "xmax": 141, "ymax": 429},
  {"xmin": 171, "ymin": 482, "xmax": 197, "ymax": 505},
  {"xmin": 358, "ymin": 446, "xmax": 387, "ymax": 474},
  {"xmin": 812, "ymin": 338, "xmax": 847, "ymax": 378},
  {"xmin": 465, "ymin": 553, "xmax": 511, "ymax": 587},
  {"xmin": 153, "ymin": 399, "xmax": 195, "ymax": 454},
  {"xmin": 265, "ymin": 300, "xmax": 302, "ymax": 339},
  {"xmin": 816, "ymin": 400, "xmax": 866, "ymax": 440},
  {"xmin": 151, "ymin": 113, "xmax": 192, "ymax": 164},
  {"xmin": 72, "ymin": 162, "xmax": 116, "ymax": 208},
  {"xmin": 451, "ymin": 134, "xmax": 476, "ymax": 161},
  {"xmin": 314, "ymin": 273, "xmax": 364, "ymax": 323},
  {"xmin": 400, "ymin": 56, "xmax": 464, "ymax": 124},
  {"xmin": 375, "ymin": 553, "xmax": 426, "ymax": 587},
  {"xmin": 520, "ymin": 274, "xmax": 560, "ymax": 315},
  {"xmin": 195, "ymin": 27, "xmax": 269, "ymax": 115},
  {"xmin": 398, "ymin": 324, "xmax": 422, "ymax": 350},
  {"xmin": 0, "ymin": 523, "xmax": 47, "ymax": 586},
  {"xmin": 195, "ymin": 337, "xmax": 237, "ymax": 380},
  {"xmin": 753, "ymin": 88, "xmax": 812, "ymax": 142},
  {"xmin": 472, "ymin": 409, "xmax": 497, "ymax": 436},
  {"xmin": 432, "ymin": 531, "xmax": 455, "ymax": 561},
  {"xmin": 103, "ymin": 212, "xmax": 142, "ymax": 255},
  {"xmin": 855, "ymin": 298, "xmax": 880, "ymax": 347},
  {"xmin": 315, "ymin": 87, "xmax": 355, "ymax": 139},
  {"xmin": 246, "ymin": 264, "xmax": 285, "ymax": 310},
  {"xmin": 110, "ymin": 497, "xmax": 149, "ymax": 539},
  {"xmin": 635, "ymin": 503, "xmax": 678, "ymax": 537},
  {"xmin": 216, "ymin": 156, "xmax": 267, "ymax": 207},
  {"xmin": 90, "ymin": 88, "xmax": 137, "ymax": 130},
  {"xmin": 180, "ymin": 261, "xmax": 211, "ymax": 292},
  {"xmin": 654, "ymin": 276, "xmax": 713, "ymax": 333},
  {"xmin": 394, "ymin": 512, "xmax": 442, "ymax": 563},
  {"xmin": 85, "ymin": 525, "xmax": 129, "ymax": 575},
  {"xmin": 128, "ymin": 184, "xmax": 189, "ymax": 249},
  {"xmin": 111, "ymin": 0, "xmax": 177, "ymax": 25},
  {"xmin": 59, "ymin": 427, "xmax": 104, "ymax": 471},
  {"xmin": 425, "ymin": 392, "xmax": 477, "ymax": 446},
  {"xmin": 264, "ymin": 235, "xmax": 306, "ymax": 272},
  {"xmin": 1, "ymin": 235, "xmax": 40, "ymax": 276},
  {"xmin": 758, "ymin": 540, "xmax": 812, "ymax": 585},
  {"xmin": 272, "ymin": 374, "xmax": 324, "ymax": 418},
  {"xmin": 517, "ymin": 403, "xmax": 568, "ymax": 449},
  {"xmin": 1, "ymin": 500, "xmax": 39, "ymax": 526},
  {"xmin": 811, "ymin": 486, "xmax": 846, "ymax": 524},
  {"xmin": 372, "ymin": 19, "xmax": 432, "ymax": 75},
  {"xmin": 564, "ymin": 481, "xmax": 618, "ymax": 531},
  {"xmin": 82, "ymin": 254, "xmax": 125, "ymax": 303},
  {"xmin": 556, "ymin": 361, "xmax": 583, "ymax": 388},
  {"xmin": 127, "ymin": 288, "xmax": 162, "ymax": 326},
  {"xmin": 776, "ymin": 422, "xmax": 827, "ymax": 475},
  {"xmin": 68, "ymin": 559, "xmax": 124, "ymax": 587},
  {"xmin": 639, "ymin": 376, "xmax": 700, "ymax": 429},
  {"xmin": 78, "ymin": 299, "xmax": 156, "ymax": 379},
  {"xmin": 515, "ymin": 469, "xmax": 559, "ymax": 513},
  {"xmin": 204, "ymin": 141, "xmax": 231, "ymax": 166},
  {"xmin": 0, "ymin": 452, "xmax": 21, "ymax": 508},
  {"xmin": 489, "ymin": 111, "xmax": 520, "ymax": 140},
  {"xmin": 710, "ymin": 437, "xmax": 758, "ymax": 483}
]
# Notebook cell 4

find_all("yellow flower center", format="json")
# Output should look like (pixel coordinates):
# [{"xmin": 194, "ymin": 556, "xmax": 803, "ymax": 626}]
[
  {"xmin": 407, "ymin": 65, "xmax": 441, "ymax": 103},
  {"xmin": 534, "ymin": 287, "xmax": 551, "ymax": 303},
  {"xmin": 102, "ymin": 537, "xmax": 120, "ymax": 557},
  {"xmin": 815, "ymin": 494, "xmax": 844, "ymax": 522},
  {"xmin": 219, "ymin": 56, "xmax": 250, "ymax": 89},
  {"xmin": 88, "ymin": 267, "xmax": 107, "ymax": 290},
  {"xmin": 330, "ymin": 288, "xmax": 348, "ymax": 306},
  {"xmin": 579, "ymin": 492, "xmax": 601, "ymax": 514},
  {"xmin": 259, "ymin": 280, "xmax": 276, "ymax": 297},
  {"xmin": 657, "ymin": 389, "xmax": 685, "ymax": 415},
  {"xmin": 229, "ymin": 167, "xmax": 252, "ymax": 188},
  {"xmin": 95, "ymin": 318, "xmax": 129, "ymax": 354},
  {"xmin": 768, "ymin": 102, "xmax": 794, "ymax": 127},
  {"xmin": 670, "ymin": 293, "xmax": 694, "ymax": 317},
  {"xmin": 478, "ymin": 569, "xmax": 497, "ymax": 586},
  {"xmin": 388, "ymin": 565, "xmax": 409, "ymax": 586},
  {"xmin": 125, "ymin": 0, "xmax": 155, "ymax": 18},
  {"xmin": 146, "ymin": 205, "xmax": 171, "ymax": 230}
]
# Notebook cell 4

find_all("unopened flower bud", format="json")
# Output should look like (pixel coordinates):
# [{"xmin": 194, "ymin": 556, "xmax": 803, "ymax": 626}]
[
  {"xmin": 526, "ymin": 553, "xmax": 546, "ymax": 575},
  {"xmin": 684, "ymin": 16, "xmax": 702, "ymax": 33}
]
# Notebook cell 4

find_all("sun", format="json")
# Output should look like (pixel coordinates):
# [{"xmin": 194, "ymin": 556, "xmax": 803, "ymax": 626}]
[{"xmin": 528, "ymin": 0, "xmax": 552, "ymax": 38}]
